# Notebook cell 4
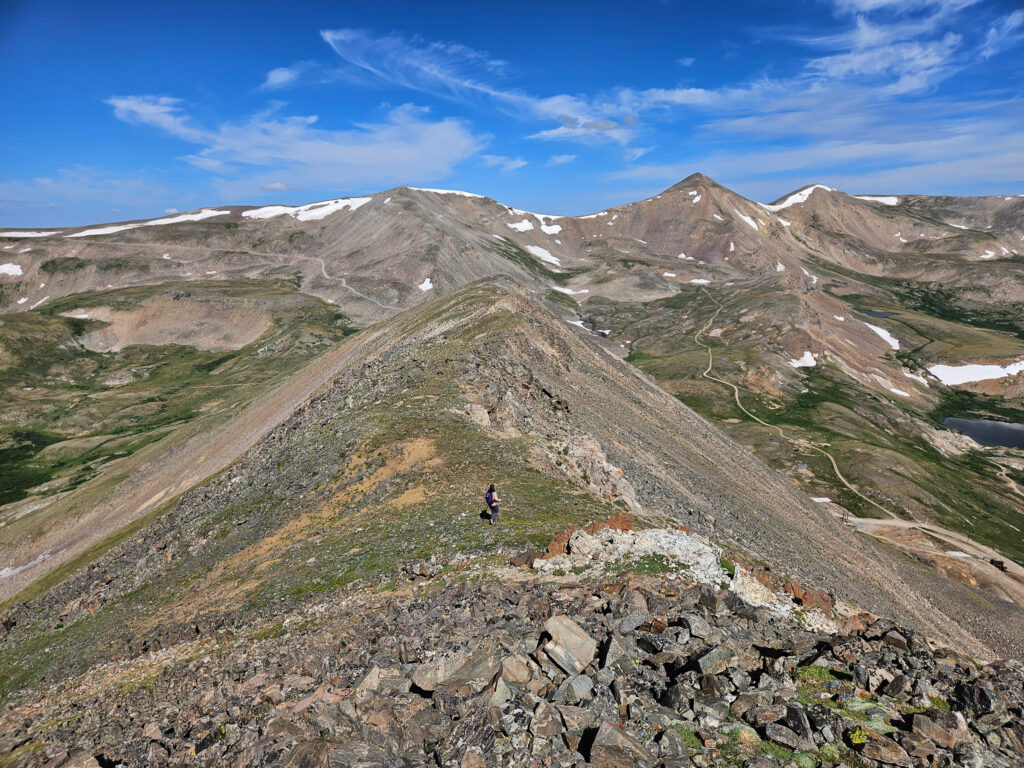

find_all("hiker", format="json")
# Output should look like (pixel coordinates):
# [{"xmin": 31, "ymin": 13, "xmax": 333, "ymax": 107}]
[{"xmin": 485, "ymin": 483, "xmax": 501, "ymax": 525}]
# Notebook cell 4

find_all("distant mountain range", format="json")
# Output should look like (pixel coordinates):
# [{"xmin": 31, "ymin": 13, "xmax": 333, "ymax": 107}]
[{"xmin": 2, "ymin": 175, "xmax": 1023, "ymax": 686}]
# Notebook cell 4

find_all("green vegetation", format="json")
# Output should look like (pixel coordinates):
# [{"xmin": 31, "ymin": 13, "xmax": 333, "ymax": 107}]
[
  {"xmin": 607, "ymin": 554, "xmax": 676, "ymax": 577},
  {"xmin": 0, "ymin": 280, "xmax": 355, "ymax": 512}
]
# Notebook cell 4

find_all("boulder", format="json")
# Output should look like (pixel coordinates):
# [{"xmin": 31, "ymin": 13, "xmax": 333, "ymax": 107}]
[
  {"xmin": 412, "ymin": 650, "xmax": 473, "ymax": 691},
  {"xmin": 859, "ymin": 733, "xmax": 912, "ymax": 767},
  {"xmin": 589, "ymin": 720, "xmax": 654, "ymax": 768},
  {"xmin": 544, "ymin": 615, "xmax": 598, "ymax": 674}
]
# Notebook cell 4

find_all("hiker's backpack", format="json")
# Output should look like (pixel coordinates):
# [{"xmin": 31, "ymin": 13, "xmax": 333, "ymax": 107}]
[{"xmin": 485, "ymin": 491, "xmax": 494, "ymax": 506}]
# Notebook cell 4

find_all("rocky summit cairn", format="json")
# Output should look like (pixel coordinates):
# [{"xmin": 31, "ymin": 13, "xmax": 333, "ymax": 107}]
[{"xmin": 1, "ymin": 546, "xmax": 1022, "ymax": 768}]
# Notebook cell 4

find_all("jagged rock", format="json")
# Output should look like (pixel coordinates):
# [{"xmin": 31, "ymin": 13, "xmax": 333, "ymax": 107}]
[
  {"xmin": 412, "ymin": 650, "xmax": 473, "ymax": 691},
  {"xmin": 911, "ymin": 713, "xmax": 959, "ymax": 748},
  {"xmin": 764, "ymin": 723, "xmax": 803, "ymax": 751},
  {"xmin": 859, "ymin": 732, "xmax": 913, "ymax": 767},
  {"xmin": 589, "ymin": 720, "xmax": 654, "ymax": 768},
  {"xmin": 567, "ymin": 674, "xmax": 594, "ymax": 702},
  {"xmin": 281, "ymin": 741, "xmax": 330, "ymax": 768},
  {"xmin": 530, "ymin": 700, "xmax": 563, "ymax": 739},
  {"xmin": 743, "ymin": 704, "xmax": 787, "ymax": 727},
  {"xmin": 900, "ymin": 730, "xmax": 936, "ymax": 758},
  {"xmin": 500, "ymin": 654, "xmax": 532, "ymax": 686},
  {"xmin": 695, "ymin": 645, "xmax": 733, "ymax": 675},
  {"xmin": 543, "ymin": 615, "xmax": 598, "ymax": 674}
]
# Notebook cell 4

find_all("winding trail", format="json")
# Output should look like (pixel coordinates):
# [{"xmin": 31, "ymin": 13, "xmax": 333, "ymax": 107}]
[
  {"xmin": 301, "ymin": 255, "xmax": 401, "ymax": 311},
  {"xmin": 693, "ymin": 288, "xmax": 894, "ymax": 518}
]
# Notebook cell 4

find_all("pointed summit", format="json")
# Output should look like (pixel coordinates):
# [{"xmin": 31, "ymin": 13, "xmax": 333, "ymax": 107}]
[{"xmin": 663, "ymin": 172, "xmax": 721, "ymax": 194}]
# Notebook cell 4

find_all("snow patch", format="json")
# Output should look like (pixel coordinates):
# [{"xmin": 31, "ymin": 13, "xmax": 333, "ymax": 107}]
[
  {"xmin": 692, "ymin": 195, "xmax": 702, "ymax": 204},
  {"xmin": 928, "ymin": 359, "xmax": 1024, "ymax": 386},
  {"xmin": 713, "ymin": 214, "xmax": 724, "ymax": 221},
  {"xmin": 540, "ymin": 222, "xmax": 562, "ymax": 235},
  {"xmin": 811, "ymin": 497, "xmax": 832, "ymax": 503},
  {"xmin": 889, "ymin": 387, "xmax": 911, "ymax": 397},
  {"xmin": 551, "ymin": 286, "xmax": 589, "ymax": 295},
  {"xmin": 408, "ymin": 187, "xmax": 483, "ymax": 198},
  {"xmin": 775, "ymin": 262, "xmax": 785, "ymax": 272},
  {"xmin": 242, "ymin": 197, "xmax": 370, "ymax": 222},
  {"xmin": 526, "ymin": 245, "xmax": 560, "ymax": 266},
  {"xmin": 663, "ymin": 272, "xmax": 677, "ymax": 278},
  {"xmin": 778, "ymin": 217, "xmax": 791, "ymax": 226},
  {"xmin": 903, "ymin": 370, "xmax": 929, "ymax": 386},
  {"xmin": 728, "ymin": 241, "xmax": 735, "ymax": 252},
  {"xmin": 763, "ymin": 184, "xmax": 833, "ymax": 211},
  {"xmin": 948, "ymin": 223, "xmax": 968, "ymax": 230},
  {"xmin": 980, "ymin": 250, "xmax": 996, "ymax": 259},
  {"xmin": 507, "ymin": 219, "xmax": 534, "ymax": 232},
  {"xmin": 864, "ymin": 323, "xmax": 900, "ymax": 350},
  {"xmin": 69, "ymin": 208, "xmax": 230, "ymax": 237},
  {"xmin": 855, "ymin": 196, "xmax": 899, "ymax": 205},
  {"xmin": 790, "ymin": 351, "xmax": 816, "ymax": 368},
  {"xmin": 17, "ymin": 297, "xmax": 27, "ymax": 304},
  {"xmin": 689, "ymin": 278, "xmax": 711, "ymax": 285},
  {"xmin": 895, "ymin": 232, "xmax": 908, "ymax": 243},
  {"xmin": 30, "ymin": 296, "xmax": 49, "ymax": 309},
  {"xmin": 0, "ymin": 263, "xmax": 23, "ymax": 276},
  {"xmin": 2, "ymin": 231, "xmax": 60, "ymax": 238},
  {"xmin": 734, "ymin": 210, "xmax": 758, "ymax": 230},
  {"xmin": 833, "ymin": 315, "xmax": 845, "ymax": 321},
  {"xmin": 418, "ymin": 277, "xmax": 433, "ymax": 292}
]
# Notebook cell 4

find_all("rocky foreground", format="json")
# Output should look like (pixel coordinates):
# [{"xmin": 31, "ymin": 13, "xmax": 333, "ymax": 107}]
[{"xmin": 1, "ymin": 524, "xmax": 1022, "ymax": 768}]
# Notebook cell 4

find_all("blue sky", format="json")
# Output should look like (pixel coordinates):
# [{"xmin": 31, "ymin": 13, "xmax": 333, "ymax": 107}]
[{"xmin": 1, "ymin": 0, "xmax": 1022, "ymax": 226}]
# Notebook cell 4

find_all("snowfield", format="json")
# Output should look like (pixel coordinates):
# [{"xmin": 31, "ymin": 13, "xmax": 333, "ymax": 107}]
[
  {"xmin": 551, "ymin": 286, "xmax": 589, "ymax": 295},
  {"xmin": 928, "ymin": 359, "xmax": 1024, "ymax": 385},
  {"xmin": 69, "ymin": 209, "xmax": 231, "ymax": 237},
  {"xmin": 1, "ymin": 231, "xmax": 61, "ymax": 238},
  {"xmin": 242, "ymin": 198, "xmax": 370, "ymax": 222},
  {"xmin": 507, "ymin": 220, "xmax": 534, "ymax": 232},
  {"xmin": 408, "ymin": 187, "xmax": 483, "ymax": 198},
  {"xmin": 789, "ymin": 351, "xmax": 816, "ymax": 368},
  {"xmin": 418, "ymin": 277, "xmax": 433, "ymax": 292},
  {"xmin": 864, "ymin": 323, "xmax": 900, "ymax": 350},
  {"xmin": 0, "ymin": 263, "xmax": 24, "ymax": 276},
  {"xmin": 856, "ymin": 196, "xmax": 899, "ymax": 205}
]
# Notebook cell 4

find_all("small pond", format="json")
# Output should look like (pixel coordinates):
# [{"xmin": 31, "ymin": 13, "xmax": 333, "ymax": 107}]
[
  {"xmin": 858, "ymin": 309, "xmax": 894, "ymax": 318},
  {"xmin": 942, "ymin": 417, "xmax": 1024, "ymax": 449}
]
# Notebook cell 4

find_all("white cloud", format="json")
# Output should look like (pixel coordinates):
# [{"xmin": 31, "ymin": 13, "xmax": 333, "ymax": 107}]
[
  {"xmin": 677, "ymin": 57, "xmax": 695, "ymax": 66},
  {"xmin": 105, "ymin": 96, "xmax": 209, "ymax": 142},
  {"xmin": 482, "ymin": 154, "xmax": 527, "ymax": 172},
  {"xmin": 981, "ymin": 9, "xmax": 1024, "ymax": 59},
  {"xmin": 320, "ymin": 28, "xmax": 636, "ymax": 145},
  {"xmin": 163, "ymin": 207, "xmax": 178, "ymax": 214},
  {"xmin": 261, "ymin": 63, "xmax": 312, "ymax": 90},
  {"xmin": 108, "ymin": 98, "xmax": 484, "ymax": 199},
  {"xmin": 624, "ymin": 146, "xmax": 654, "ymax": 162},
  {"xmin": 546, "ymin": 154, "xmax": 576, "ymax": 166},
  {"xmin": 261, "ymin": 181, "xmax": 301, "ymax": 191}
]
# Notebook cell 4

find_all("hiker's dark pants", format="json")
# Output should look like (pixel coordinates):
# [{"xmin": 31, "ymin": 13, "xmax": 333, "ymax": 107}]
[{"xmin": 489, "ymin": 504, "xmax": 499, "ymax": 523}]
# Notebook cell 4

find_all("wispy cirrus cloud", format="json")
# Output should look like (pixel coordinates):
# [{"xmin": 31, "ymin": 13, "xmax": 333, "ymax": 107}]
[
  {"xmin": 320, "ymin": 28, "xmax": 637, "ymax": 145},
  {"xmin": 481, "ymin": 154, "xmax": 527, "ymax": 172},
  {"xmin": 106, "ymin": 97, "xmax": 484, "ymax": 198},
  {"xmin": 981, "ymin": 9, "xmax": 1024, "ymax": 58},
  {"xmin": 545, "ymin": 154, "xmax": 576, "ymax": 166}
]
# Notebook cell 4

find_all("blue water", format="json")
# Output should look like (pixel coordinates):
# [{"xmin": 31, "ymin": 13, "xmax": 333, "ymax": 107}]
[
  {"xmin": 942, "ymin": 417, "xmax": 1024, "ymax": 449},
  {"xmin": 859, "ymin": 309, "xmax": 894, "ymax": 318}
]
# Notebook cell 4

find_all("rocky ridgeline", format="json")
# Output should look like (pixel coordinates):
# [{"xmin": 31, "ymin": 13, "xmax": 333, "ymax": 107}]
[{"xmin": 1, "ymin": 523, "xmax": 1022, "ymax": 768}]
